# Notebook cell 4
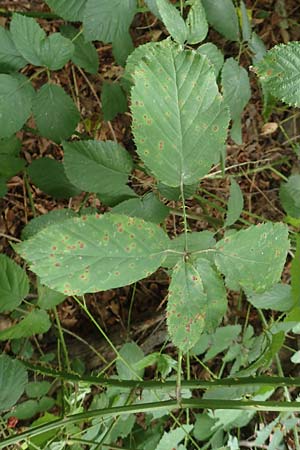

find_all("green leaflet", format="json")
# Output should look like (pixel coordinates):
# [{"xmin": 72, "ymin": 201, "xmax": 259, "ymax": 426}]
[
  {"xmin": 112, "ymin": 193, "xmax": 169, "ymax": 224},
  {"xmin": 45, "ymin": 0, "xmax": 87, "ymax": 21},
  {"xmin": 83, "ymin": 0, "xmax": 137, "ymax": 43},
  {"xmin": 131, "ymin": 42, "xmax": 229, "ymax": 187},
  {"xmin": 222, "ymin": 57, "xmax": 251, "ymax": 144},
  {"xmin": 185, "ymin": 0, "xmax": 208, "ymax": 44},
  {"xmin": 0, "ymin": 254, "xmax": 29, "ymax": 313},
  {"xmin": 201, "ymin": 0, "xmax": 240, "ymax": 41},
  {"xmin": 10, "ymin": 14, "xmax": 74, "ymax": 70},
  {"xmin": 167, "ymin": 258, "xmax": 227, "ymax": 352},
  {"xmin": 279, "ymin": 174, "xmax": 300, "ymax": 219},
  {"xmin": 27, "ymin": 158, "xmax": 81, "ymax": 199},
  {"xmin": 101, "ymin": 82, "xmax": 128, "ymax": 121},
  {"xmin": 0, "ymin": 355, "xmax": 28, "ymax": 412},
  {"xmin": 63, "ymin": 140, "xmax": 133, "ymax": 195},
  {"xmin": 196, "ymin": 42, "xmax": 224, "ymax": 77},
  {"xmin": 0, "ymin": 74, "xmax": 34, "ymax": 138},
  {"xmin": 16, "ymin": 213, "xmax": 170, "ymax": 295},
  {"xmin": 32, "ymin": 84, "xmax": 80, "ymax": 143},
  {"xmin": 215, "ymin": 223, "xmax": 290, "ymax": 294},
  {"xmin": 0, "ymin": 310, "xmax": 51, "ymax": 340},
  {"xmin": 247, "ymin": 284, "xmax": 294, "ymax": 312},
  {"xmin": 157, "ymin": 0, "xmax": 207, "ymax": 45},
  {"xmin": 157, "ymin": 0, "xmax": 187, "ymax": 44},
  {"xmin": 256, "ymin": 42, "xmax": 300, "ymax": 107},
  {"xmin": 224, "ymin": 178, "xmax": 244, "ymax": 227},
  {"xmin": 0, "ymin": 27, "xmax": 27, "ymax": 73}
]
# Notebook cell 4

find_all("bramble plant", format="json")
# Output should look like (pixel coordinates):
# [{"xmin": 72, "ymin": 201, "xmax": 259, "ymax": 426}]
[{"xmin": 1, "ymin": 0, "xmax": 300, "ymax": 448}]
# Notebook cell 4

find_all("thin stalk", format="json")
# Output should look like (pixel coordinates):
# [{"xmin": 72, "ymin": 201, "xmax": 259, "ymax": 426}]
[
  {"xmin": 127, "ymin": 282, "xmax": 137, "ymax": 333},
  {"xmin": 3, "ymin": 398, "xmax": 300, "ymax": 449},
  {"xmin": 22, "ymin": 361, "xmax": 300, "ymax": 390},
  {"xmin": 180, "ymin": 0, "xmax": 184, "ymax": 15},
  {"xmin": 73, "ymin": 296, "xmax": 142, "ymax": 381},
  {"xmin": 23, "ymin": 171, "xmax": 36, "ymax": 218},
  {"xmin": 53, "ymin": 308, "xmax": 71, "ymax": 372},
  {"xmin": 176, "ymin": 350, "xmax": 183, "ymax": 403}
]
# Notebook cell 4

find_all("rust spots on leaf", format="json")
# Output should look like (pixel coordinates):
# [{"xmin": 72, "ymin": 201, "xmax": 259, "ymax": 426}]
[
  {"xmin": 158, "ymin": 141, "xmax": 164, "ymax": 151},
  {"xmin": 81, "ymin": 215, "xmax": 87, "ymax": 221},
  {"xmin": 55, "ymin": 262, "xmax": 61, "ymax": 267},
  {"xmin": 212, "ymin": 125, "xmax": 219, "ymax": 132},
  {"xmin": 117, "ymin": 223, "xmax": 124, "ymax": 233},
  {"xmin": 52, "ymin": 246, "xmax": 57, "ymax": 251},
  {"xmin": 114, "ymin": 271, "xmax": 120, "ymax": 276}
]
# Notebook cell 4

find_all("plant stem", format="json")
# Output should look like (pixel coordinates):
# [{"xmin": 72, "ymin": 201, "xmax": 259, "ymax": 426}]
[
  {"xmin": 23, "ymin": 171, "xmax": 36, "ymax": 218},
  {"xmin": 23, "ymin": 361, "xmax": 300, "ymax": 389},
  {"xmin": 3, "ymin": 398, "xmax": 300, "ymax": 449},
  {"xmin": 53, "ymin": 308, "xmax": 71, "ymax": 372}
]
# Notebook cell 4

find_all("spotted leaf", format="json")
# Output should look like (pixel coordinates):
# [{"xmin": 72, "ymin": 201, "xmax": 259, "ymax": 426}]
[
  {"xmin": 15, "ymin": 213, "xmax": 170, "ymax": 295},
  {"xmin": 131, "ymin": 41, "xmax": 229, "ymax": 187},
  {"xmin": 215, "ymin": 223, "xmax": 289, "ymax": 294},
  {"xmin": 167, "ymin": 258, "xmax": 227, "ymax": 352},
  {"xmin": 256, "ymin": 42, "xmax": 300, "ymax": 107}
]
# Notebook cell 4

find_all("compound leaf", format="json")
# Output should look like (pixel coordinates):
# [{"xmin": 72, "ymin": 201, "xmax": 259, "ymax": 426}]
[
  {"xmin": 32, "ymin": 84, "xmax": 80, "ymax": 142},
  {"xmin": 131, "ymin": 42, "xmax": 229, "ymax": 187},
  {"xmin": 279, "ymin": 174, "xmax": 300, "ymax": 218},
  {"xmin": 256, "ymin": 42, "xmax": 300, "ymax": 107},
  {"xmin": 60, "ymin": 25, "xmax": 99, "ymax": 74},
  {"xmin": 45, "ymin": 0, "xmax": 87, "ymax": 21},
  {"xmin": 222, "ymin": 57, "xmax": 251, "ymax": 144},
  {"xmin": 0, "ymin": 355, "xmax": 28, "ymax": 412},
  {"xmin": 225, "ymin": 178, "xmax": 244, "ymax": 227},
  {"xmin": 201, "ymin": 0, "xmax": 239, "ymax": 41},
  {"xmin": 0, "ymin": 74, "xmax": 33, "ymax": 138},
  {"xmin": 28, "ymin": 158, "xmax": 81, "ymax": 199},
  {"xmin": 157, "ymin": 0, "xmax": 187, "ymax": 44},
  {"xmin": 0, "ymin": 310, "xmax": 51, "ymax": 341},
  {"xmin": 63, "ymin": 140, "xmax": 133, "ymax": 195},
  {"xmin": 167, "ymin": 258, "xmax": 226, "ymax": 352},
  {"xmin": 0, "ymin": 254, "xmax": 29, "ymax": 312},
  {"xmin": 186, "ymin": 0, "xmax": 208, "ymax": 44},
  {"xmin": 83, "ymin": 0, "xmax": 137, "ymax": 43},
  {"xmin": 0, "ymin": 27, "xmax": 27, "ymax": 72},
  {"xmin": 215, "ymin": 223, "xmax": 289, "ymax": 293},
  {"xmin": 16, "ymin": 213, "xmax": 169, "ymax": 295}
]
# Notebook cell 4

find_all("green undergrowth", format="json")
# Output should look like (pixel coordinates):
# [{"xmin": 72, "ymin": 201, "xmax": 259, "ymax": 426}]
[{"xmin": 1, "ymin": 1, "xmax": 300, "ymax": 449}]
